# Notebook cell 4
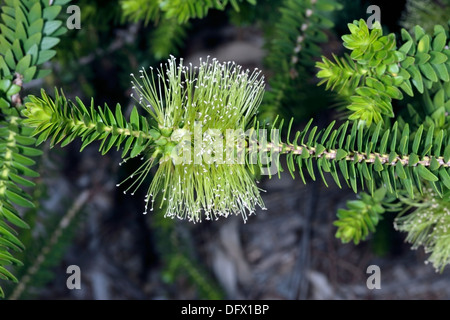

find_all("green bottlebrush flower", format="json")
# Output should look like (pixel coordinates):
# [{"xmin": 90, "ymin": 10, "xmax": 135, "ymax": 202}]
[
  {"xmin": 120, "ymin": 56, "xmax": 267, "ymax": 222},
  {"xmin": 395, "ymin": 189, "xmax": 450, "ymax": 272}
]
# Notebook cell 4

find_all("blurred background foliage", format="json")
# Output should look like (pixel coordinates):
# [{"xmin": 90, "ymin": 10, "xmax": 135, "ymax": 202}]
[{"xmin": 3, "ymin": 0, "xmax": 450, "ymax": 299}]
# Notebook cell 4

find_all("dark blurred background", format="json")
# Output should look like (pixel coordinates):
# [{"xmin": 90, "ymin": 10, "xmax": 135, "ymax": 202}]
[{"xmin": 5, "ymin": 0, "xmax": 450, "ymax": 300}]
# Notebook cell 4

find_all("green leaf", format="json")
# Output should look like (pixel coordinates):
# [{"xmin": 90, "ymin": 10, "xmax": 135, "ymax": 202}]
[
  {"xmin": 408, "ymin": 65, "xmax": 424, "ymax": 93},
  {"xmin": 385, "ymin": 86, "xmax": 403, "ymax": 99},
  {"xmin": 40, "ymin": 37, "xmax": 60, "ymax": 50},
  {"xmin": 11, "ymin": 161, "xmax": 40, "ymax": 177},
  {"xmin": 29, "ymin": 18, "xmax": 44, "ymax": 36},
  {"xmin": 43, "ymin": 20, "xmax": 62, "ymax": 36},
  {"xmin": 389, "ymin": 151, "xmax": 398, "ymax": 163},
  {"xmin": 0, "ymin": 265, "xmax": 18, "ymax": 282},
  {"xmin": 29, "ymin": 2, "xmax": 42, "ymax": 23},
  {"xmin": 432, "ymin": 32, "xmax": 447, "ymax": 52},
  {"xmin": 335, "ymin": 149, "xmax": 348, "ymax": 161},
  {"xmin": 15, "ymin": 55, "xmax": 31, "ymax": 74},
  {"xmin": 43, "ymin": 6, "xmax": 62, "ymax": 20},
  {"xmin": 14, "ymin": 4, "xmax": 27, "ymax": 24},
  {"xmin": 12, "ymin": 152, "xmax": 35, "ymax": 166},
  {"xmin": 24, "ymin": 33, "xmax": 42, "ymax": 52},
  {"xmin": 23, "ymin": 66, "xmax": 37, "ymax": 82},
  {"xmin": 315, "ymin": 143, "xmax": 326, "ymax": 156},
  {"xmin": 398, "ymin": 40, "xmax": 413, "ymax": 54},
  {"xmin": 400, "ymin": 80, "xmax": 414, "ymax": 97},
  {"xmin": 35, "ymin": 69, "xmax": 52, "ymax": 79},
  {"xmin": 409, "ymin": 153, "xmax": 419, "ymax": 167},
  {"xmin": 430, "ymin": 51, "xmax": 448, "ymax": 65},
  {"xmin": 0, "ymin": 206, "xmax": 29, "ymax": 229},
  {"xmin": 417, "ymin": 164, "xmax": 438, "ymax": 182},
  {"xmin": 429, "ymin": 157, "xmax": 440, "ymax": 171},
  {"xmin": 0, "ymin": 224, "xmax": 22, "ymax": 249},
  {"xmin": 4, "ymin": 49, "xmax": 15, "ymax": 70},
  {"xmin": 401, "ymin": 56, "xmax": 415, "ymax": 69},
  {"xmin": 0, "ymin": 24, "xmax": 14, "ymax": 43},
  {"xmin": 9, "ymin": 173, "xmax": 35, "ymax": 188},
  {"xmin": 36, "ymin": 50, "xmax": 56, "ymax": 65},
  {"xmin": 412, "ymin": 125, "xmax": 423, "ymax": 154},
  {"xmin": 130, "ymin": 107, "xmax": 140, "ymax": 130},
  {"xmin": 419, "ymin": 63, "xmax": 438, "ymax": 82},
  {"xmin": 439, "ymin": 167, "xmax": 450, "ymax": 189},
  {"xmin": 416, "ymin": 52, "xmax": 430, "ymax": 65},
  {"xmin": 0, "ymin": 56, "xmax": 11, "ymax": 76},
  {"xmin": 1, "ymin": 13, "xmax": 15, "ymax": 29},
  {"xmin": 5, "ymin": 190, "xmax": 34, "ymax": 208},
  {"xmin": 434, "ymin": 130, "xmax": 444, "ymax": 156},
  {"xmin": 339, "ymin": 160, "xmax": 349, "ymax": 180},
  {"xmin": 396, "ymin": 161, "xmax": 407, "ymax": 179},
  {"xmin": 14, "ymin": 22, "xmax": 27, "ymax": 43},
  {"xmin": 0, "ymin": 252, "xmax": 23, "ymax": 266},
  {"xmin": 444, "ymin": 145, "xmax": 450, "ymax": 163},
  {"xmin": 374, "ymin": 156, "xmax": 383, "ymax": 172},
  {"xmin": 0, "ymin": 79, "xmax": 11, "ymax": 92},
  {"xmin": 6, "ymin": 84, "xmax": 20, "ymax": 96}
]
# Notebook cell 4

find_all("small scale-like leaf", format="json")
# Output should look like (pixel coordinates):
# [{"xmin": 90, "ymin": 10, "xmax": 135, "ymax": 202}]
[
  {"xmin": 335, "ymin": 149, "xmax": 348, "ymax": 161},
  {"xmin": 315, "ymin": 143, "xmax": 326, "ymax": 156},
  {"xmin": 389, "ymin": 151, "xmax": 398, "ymax": 164},
  {"xmin": 374, "ymin": 156, "xmax": 383, "ymax": 172},
  {"xmin": 429, "ymin": 157, "xmax": 440, "ymax": 171},
  {"xmin": 408, "ymin": 153, "xmax": 419, "ymax": 167}
]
